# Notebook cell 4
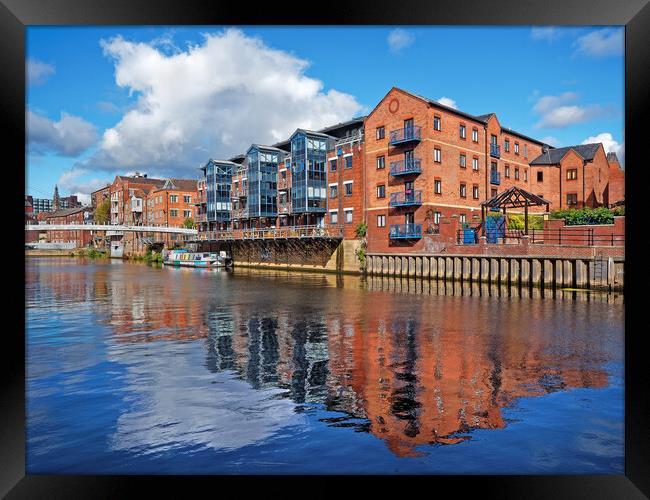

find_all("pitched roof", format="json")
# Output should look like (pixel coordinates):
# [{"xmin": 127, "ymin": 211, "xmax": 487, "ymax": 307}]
[
  {"xmin": 607, "ymin": 152, "xmax": 620, "ymax": 163},
  {"xmin": 530, "ymin": 143, "xmax": 601, "ymax": 165},
  {"xmin": 116, "ymin": 175, "xmax": 166, "ymax": 185},
  {"xmin": 152, "ymin": 178, "xmax": 198, "ymax": 192},
  {"xmin": 44, "ymin": 206, "xmax": 92, "ymax": 218}
]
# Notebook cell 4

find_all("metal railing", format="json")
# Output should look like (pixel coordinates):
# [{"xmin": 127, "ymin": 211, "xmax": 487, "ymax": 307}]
[
  {"xmin": 192, "ymin": 224, "xmax": 344, "ymax": 241},
  {"xmin": 389, "ymin": 191, "xmax": 422, "ymax": 207},
  {"xmin": 389, "ymin": 223, "xmax": 422, "ymax": 239},
  {"xmin": 490, "ymin": 144, "xmax": 501, "ymax": 158},
  {"xmin": 390, "ymin": 158, "xmax": 422, "ymax": 176},
  {"xmin": 490, "ymin": 170, "xmax": 501, "ymax": 185},
  {"xmin": 530, "ymin": 228, "xmax": 624, "ymax": 246},
  {"xmin": 389, "ymin": 126, "xmax": 422, "ymax": 145}
]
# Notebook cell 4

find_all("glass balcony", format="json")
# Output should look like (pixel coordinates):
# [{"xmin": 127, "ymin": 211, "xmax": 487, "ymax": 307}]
[
  {"xmin": 389, "ymin": 223, "xmax": 422, "ymax": 239},
  {"xmin": 389, "ymin": 190, "xmax": 422, "ymax": 207},
  {"xmin": 389, "ymin": 126, "xmax": 422, "ymax": 145},
  {"xmin": 490, "ymin": 144, "xmax": 501, "ymax": 158},
  {"xmin": 390, "ymin": 158, "xmax": 422, "ymax": 176},
  {"xmin": 490, "ymin": 171, "xmax": 501, "ymax": 185}
]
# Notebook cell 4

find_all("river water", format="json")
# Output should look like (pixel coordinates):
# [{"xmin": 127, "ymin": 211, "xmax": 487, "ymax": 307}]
[{"xmin": 25, "ymin": 258, "xmax": 624, "ymax": 474}]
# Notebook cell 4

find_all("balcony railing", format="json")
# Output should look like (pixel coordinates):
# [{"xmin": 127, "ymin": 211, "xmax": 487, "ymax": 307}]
[
  {"xmin": 389, "ymin": 126, "xmax": 422, "ymax": 145},
  {"xmin": 389, "ymin": 223, "xmax": 422, "ymax": 239},
  {"xmin": 390, "ymin": 158, "xmax": 422, "ymax": 176},
  {"xmin": 195, "ymin": 213, "xmax": 207, "ymax": 223},
  {"xmin": 490, "ymin": 171, "xmax": 501, "ymax": 185},
  {"xmin": 389, "ymin": 190, "xmax": 422, "ymax": 207},
  {"xmin": 490, "ymin": 144, "xmax": 501, "ymax": 158}
]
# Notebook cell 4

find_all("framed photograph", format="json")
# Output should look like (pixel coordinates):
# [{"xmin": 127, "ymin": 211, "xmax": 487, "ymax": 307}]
[{"xmin": 5, "ymin": 0, "xmax": 649, "ymax": 496}]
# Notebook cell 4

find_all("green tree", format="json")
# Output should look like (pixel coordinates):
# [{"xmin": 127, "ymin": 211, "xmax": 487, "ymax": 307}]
[
  {"xmin": 94, "ymin": 198, "xmax": 110, "ymax": 224},
  {"xmin": 183, "ymin": 217, "xmax": 195, "ymax": 229}
]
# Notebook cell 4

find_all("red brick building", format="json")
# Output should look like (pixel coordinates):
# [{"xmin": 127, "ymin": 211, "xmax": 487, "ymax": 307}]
[
  {"xmin": 363, "ymin": 87, "xmax": 546, "ymax": 254},
  {"xmin": 607, "ymin": 152, "xmax": 625, "ymax": 206},
  {"xmin": 529, "ymin": 143, "xmax": 611, "ymax": 210},
  {"xmin": 109, "ymin": 173, "xmax": 166, "ymax": 225},
  {"xmin": 145, "ymin": 178, "xmax": 198, "ymax": 246},
  {"xmin": 43, "ymin": 206, "xmax": 94, "ymax": 247}
]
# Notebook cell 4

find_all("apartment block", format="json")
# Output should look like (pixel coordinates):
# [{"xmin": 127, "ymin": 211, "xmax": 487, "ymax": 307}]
[{"xmin": 364, "ymin": 87, "xmax": 546, "ymax": 253}]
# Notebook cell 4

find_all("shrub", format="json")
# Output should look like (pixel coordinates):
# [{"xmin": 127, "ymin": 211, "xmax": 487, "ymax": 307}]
[
  {"xmin": 355, "ymin": 222, "xmax": 367, "ymax": 238},
  {"xmin": 611, "ymin": 205, "xmax": 625, "ymax": 216},
  {"xmin": 550, "ymin": 207, "xmax": 615, "ymax": 225},
  {"xmin": 507, "ymin": 214, "xmax": 544, "ymax": 230}
]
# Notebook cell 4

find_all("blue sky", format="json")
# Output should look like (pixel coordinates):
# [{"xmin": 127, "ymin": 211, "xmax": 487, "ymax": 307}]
[{"xmin": 26, "ymin": 26, "xmax": 624, "ymax": 203}]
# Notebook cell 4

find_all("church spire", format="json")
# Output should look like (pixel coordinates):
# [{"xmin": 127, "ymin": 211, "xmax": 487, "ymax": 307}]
[{"xmin": 53, "ymin": 184, "xmax": 60, "ymax": 211}]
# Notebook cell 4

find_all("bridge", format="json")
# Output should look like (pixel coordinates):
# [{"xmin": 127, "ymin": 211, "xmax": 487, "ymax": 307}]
[{"xmin": 25, "ymin": 223, "xmax": 198, "ymax": 235}]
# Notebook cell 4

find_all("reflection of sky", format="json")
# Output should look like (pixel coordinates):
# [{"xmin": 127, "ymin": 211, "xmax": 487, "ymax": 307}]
[{"xmin": 107, "ymin": 340, "xmax": 305, "ymax": 454}]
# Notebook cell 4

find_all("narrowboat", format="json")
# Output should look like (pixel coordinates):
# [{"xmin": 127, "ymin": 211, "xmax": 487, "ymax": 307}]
[{"xmin": 163, "ymin": 249, "xmax": 232, "ymax": 268}]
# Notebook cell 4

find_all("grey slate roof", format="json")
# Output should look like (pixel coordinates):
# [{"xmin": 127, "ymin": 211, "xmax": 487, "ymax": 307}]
[{"xmin": 530, "ymin": 143, "xmax": 601, "ymax": 165}]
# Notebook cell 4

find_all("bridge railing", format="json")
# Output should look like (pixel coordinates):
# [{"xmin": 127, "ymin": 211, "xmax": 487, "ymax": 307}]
[{"xmin": 190, "ymin": 224, "xmax": 344, "ymax": 241}]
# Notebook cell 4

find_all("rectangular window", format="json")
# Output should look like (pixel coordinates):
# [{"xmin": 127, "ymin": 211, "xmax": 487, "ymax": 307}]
[
  {"xmin": 537, "ymin": 171, "xmax": 543, "ymax": 182},
  {"xmin": 330, "ymin": 211, "xmax": 338, "ymax": 224},
  {"xmin": 377, "ymin": 185, "xmax": 386, "ymax": 198},
  {"xmin": 459, "ymin": 124, "xmax": 466, "ymax": 139},
  {"xmin": 472, "ymin": 157, "xmax": 479, "ymax": 171},
  {"xmin": 459, "ymin": 153, "xmax": 466, "ymax": 168},
  {"xmin": 377, "ymin": 214, "xmax": 386, "ymax": 227},
  {"xmin": 460, "ymin": 183, "xmax": 467, "ymax": 198},
  {"xmin": 183, "ymin": 195, "xmax": 191, "ymax": 203},
  {"xmin": 524, "ymin": 144, "xmax": 528, "ymax": 158},
  {"xmin": 524, "ymin": 170, "xmax": 528, "ymax": 181},
  {"xmin": 491, "ymin": 188, "xmax": 498, "ymax": 197},
  {"xmin": 505, "ymin": 165, "xmax": 510, "ymax": 178},
  {"xmin": 473, "ymin": 185, "xmax": 479, "ymax": 199},
  {"xmin": 344, "ymin": 182, "xmax": 353, "ymax": 196},
  {"xmin": 344, "ymin": 209, "xmax": 353, "ymax": 224},
  {"xmin": 514, "ymin": 142, "xmax": 520, "ymax": 155},
  {"xmin": 434, "ymin": 179, "xmax": 442, "ymax": 194},
  {"xmin": 567, "ymin": 193, "xmax": 578, "ymax": 205},
  {"xmin": 376, "ymin": 126, "xmax": 385, "ymax": 140},
  {"xmin": 567, "ymin": 169, "xmax": 578, "ymax": 180},
  {"xmin": 433, "ymin": 115, "xmax": 441, "ymax": 131},
  {"xmin": 459, "ymin": 214, "xmax": 466, "ymax": 224},
  {"xmin": 183, "ymin": 210, "xmax": 191, "ymax": 218},
  {"xmin": 345, "ymin": 156, "xmax": 353, "ymax": 169},
  {"xmin": 170, "ymin": 195, "xmax": 178, "ymax": 203},
  {"xmin": 504, "ymin": 139, "xmax": 510, "ymax": 152},
  {"xmin": 434, "ymin": 211, "xmax": 441, "ymax": 224},
  {"xmin": 434, "ymin": 147, "xmax": 441, "ymax": 163},
  {"xmin": 514, "ymin": 167, "xmax": 520, "ymax": 180},
  {"xmin": 376, "ymin": 156, "xmax": 385, "ymax": 169},
  {"xmin": 472, "ymin": 128, "xmax": 479, "ymax": 142},
  {"xmin": 330, "ymin": 185, "xmax": 338, "ymax": 198},
  {"xmin": 330, "ymin": 159, "xmax": 337, "ymax": 172},
  {"xmin": 170, "ymin": 209, "xmax": 178, "ymax": 217}
]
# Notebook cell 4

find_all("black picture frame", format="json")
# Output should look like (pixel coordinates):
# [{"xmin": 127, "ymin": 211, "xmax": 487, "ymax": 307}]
[{"xmin": 4, "ymin": 0, "xmax": 648, "ymax": 496}]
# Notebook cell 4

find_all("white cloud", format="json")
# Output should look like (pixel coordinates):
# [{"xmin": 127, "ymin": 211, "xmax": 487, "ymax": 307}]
[
  {"xmin": 530, "ymin": 27, "xmax": 560, "ymax": 41},
  {"xmin": 437, "ymin": 97, "xmax": 457, "ymax": 109},
  {"xmin": 574, "ymin": 28, "xmax": 623, "ymax": 57},
  {"xmin": 582, "ymin": 132, "xmax": 624, "ymax": 165},
  {"xmin": 80, "ymin": 29, "xmax": 362, "ymax": 175},
  {"xmin": 27, "ymin": 58, "xmax": 55, "ymax": 85},
  {"xmin": 27, "ymin": 110, "xmax": 99, "ymax": 156},
  {"xmin": 532, "ymin": 92, "xmax": 610, "ymax": 129},
  {"xmin": 387, "ymin": 29, "xmax": 415, "ymax": 54},
  {"xmin": 541, "ymin": 136, "xmax": 560, "ymax": 147},
  {"xmin": 57, "ymin": 167, "xmax": 112, "ymax": 201}
]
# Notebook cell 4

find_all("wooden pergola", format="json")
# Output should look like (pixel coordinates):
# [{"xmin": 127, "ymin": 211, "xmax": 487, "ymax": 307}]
[{"xmin": 480, "ymin": 186, "xmax": 550, "ymax": 235}]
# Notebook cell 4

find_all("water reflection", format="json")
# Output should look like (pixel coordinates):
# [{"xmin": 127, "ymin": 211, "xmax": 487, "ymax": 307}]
[{"xmin": 26, "ymin": 259, "xmax": 623, "ymax": 465}]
